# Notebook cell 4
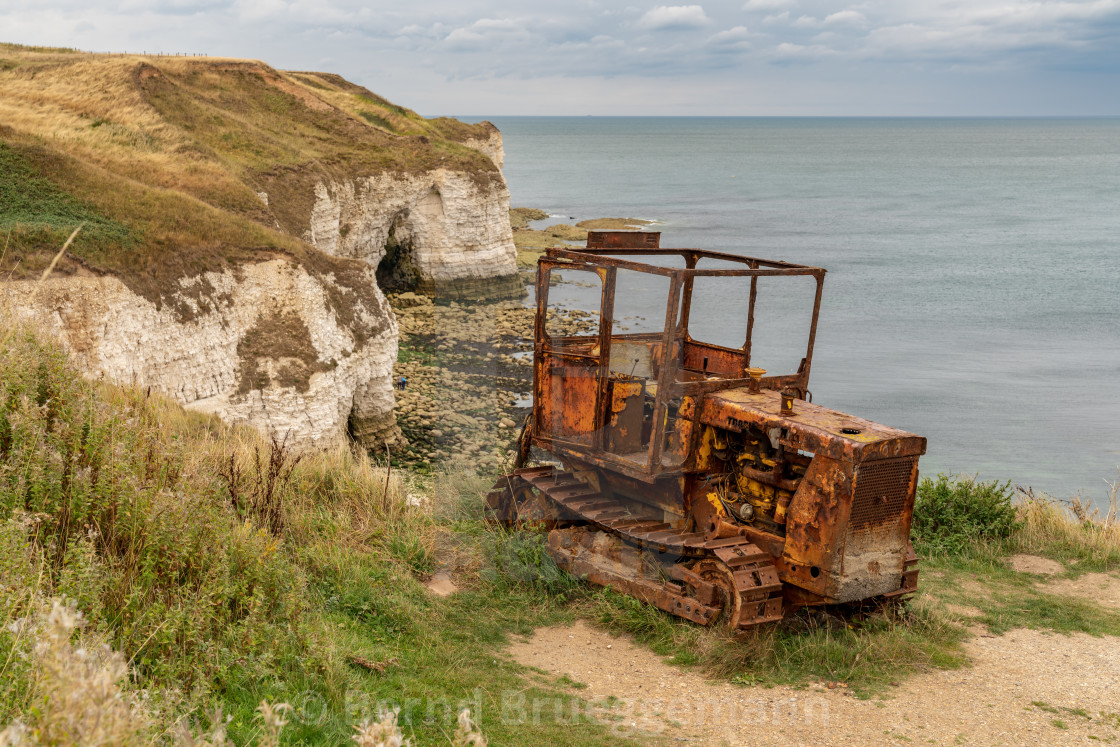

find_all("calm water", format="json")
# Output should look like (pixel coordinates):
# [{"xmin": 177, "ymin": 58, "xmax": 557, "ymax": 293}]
[{"xmin": 467, "ymin": 116, "xmax": 1120, "ymax": 505}]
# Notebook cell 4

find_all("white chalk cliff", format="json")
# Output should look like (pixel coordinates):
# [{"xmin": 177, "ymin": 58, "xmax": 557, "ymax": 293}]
[
  {"xmin": 299, "ymin": 166, "xmax": 519, "ymax": 297},
  {"xmin": 2, "ymin": 260, "xmax": 400, "ymax": 450}
]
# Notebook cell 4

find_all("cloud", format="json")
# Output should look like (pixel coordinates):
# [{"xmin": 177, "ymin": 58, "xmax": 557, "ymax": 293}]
[
  {"xmin": 443, "ymin": 17, "xmax": 533, "ymax": 51},
  {"xmin": 710, "ymin": 25, "xmax": 750, "ymax": 42},
  {"xmin": 823, "ymin": 10, "xmax": 864, "ymax": 26},
  {"xmin": 772, "ymin": 41, "xmax": 834, "ymax": 60},
  {"xmin": 742, "ymin": 0, "xmax": 795, "ymax": 10},
  {"xmin": 708, "ymin": 25, "xmax": 751, "ymax": 50},
  {"xmin": 856, "ymin": 0, "xmax": 1120, "ymax": 63},
  {"xmin": 2, "ymin": 0, "xmax": 1119, "ymax": 115},
  {"xmin": 637, "ymin": 5, "xmax": 711, "ymax": 30},
  {"xmin": 118, "ymin": 0, "xmax": 232, "ymax": 13}
]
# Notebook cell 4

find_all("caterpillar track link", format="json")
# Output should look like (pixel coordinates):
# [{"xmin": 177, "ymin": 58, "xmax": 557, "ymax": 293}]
[
  {"xmin": 488, "ymin": 466, "xmax": 784, "ymax": 632},
  {"xmin": 486, "ymin": 231, "xmax": 926, "ymax": 630}
]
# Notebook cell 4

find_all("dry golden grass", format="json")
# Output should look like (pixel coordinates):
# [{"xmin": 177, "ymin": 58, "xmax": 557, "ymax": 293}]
[
  {"xmin": 1014, "ymin": 475, "xmax": 1120, "ymax": 569},
  {"xmin": 0, "ymin": 43, "xmax": 501, "ymax": 300},
  {"xmin": 0, "ymin": 45, "xmax": 495, "ymax": 182}
]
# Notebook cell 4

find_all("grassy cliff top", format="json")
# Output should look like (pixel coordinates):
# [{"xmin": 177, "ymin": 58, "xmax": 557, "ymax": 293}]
[{"xmin": 0, "ymin": 44, "xmax": 501, "ymax": 308}]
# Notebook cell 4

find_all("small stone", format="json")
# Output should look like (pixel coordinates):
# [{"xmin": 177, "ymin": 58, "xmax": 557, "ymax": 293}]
[{"xmin": 395, "ymin": 291, "xmax": 432, "ymax": 308}]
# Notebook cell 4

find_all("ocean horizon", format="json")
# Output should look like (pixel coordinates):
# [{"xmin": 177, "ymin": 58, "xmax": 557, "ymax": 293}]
[{"xmin": 463, "ymin": 115, "xmax": 1120, "ymax": 508}]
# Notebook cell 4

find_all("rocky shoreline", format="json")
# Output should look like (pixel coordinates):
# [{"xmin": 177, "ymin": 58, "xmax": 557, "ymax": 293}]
[
  {"xmin": 387, "ymin": 283, "xmax": 600, "ymax": 471},
  {"xmin": 385, "ymin": 213, "xmax": 650, "ymax": 471},
  {"xmin": 387, "ymin": 290, "xmax": 534, "ymax": 471}
]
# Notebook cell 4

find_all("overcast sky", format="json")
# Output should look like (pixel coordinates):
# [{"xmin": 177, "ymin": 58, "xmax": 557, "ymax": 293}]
[{"xmin": 4, "ymin": 0, "xmax": 1120, "ymax": 115}]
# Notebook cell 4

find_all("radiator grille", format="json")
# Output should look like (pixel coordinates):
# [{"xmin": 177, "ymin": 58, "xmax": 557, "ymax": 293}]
[{"xmin": 849, "ymin": 457, "xmax": 916, "ymax": 533}]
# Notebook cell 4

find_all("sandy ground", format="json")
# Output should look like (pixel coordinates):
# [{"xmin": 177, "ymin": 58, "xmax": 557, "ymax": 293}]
[
  {"xmin": 1048, "ymin": 573, "xmax": 1120, "ymax": 611},
  {"xmin": 507, "ymin": 614, "xmax": 1120, "ymax": 745},
  {"xmin": 1009, "ymin": 553, "xmax": 1065, "ymax": 575}
]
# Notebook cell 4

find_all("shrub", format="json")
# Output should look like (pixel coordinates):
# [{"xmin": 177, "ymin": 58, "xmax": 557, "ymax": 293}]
[{"xmin": 911, "ymin": 473, "xmax": 1020, "ymax": 554}]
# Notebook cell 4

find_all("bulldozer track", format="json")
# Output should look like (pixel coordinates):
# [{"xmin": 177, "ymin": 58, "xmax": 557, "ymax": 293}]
[
  {"xmin": 496, "ymin": 466, "xmax": 770, "ymax": 557},
  {"xmin": 487, "ymin": 466, "xmax": 785, "ymax": 630}
]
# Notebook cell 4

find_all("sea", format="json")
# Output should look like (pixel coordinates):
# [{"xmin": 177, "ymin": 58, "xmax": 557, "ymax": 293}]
[{"xmin": 463, "ymin": 116, "xmax": 1120, "ymax": 507}]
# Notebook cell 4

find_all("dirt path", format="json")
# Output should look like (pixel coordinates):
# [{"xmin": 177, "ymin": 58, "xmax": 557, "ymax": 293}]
[
  {"xmin": 507, "ymin": 620, "xmax": 1120, "ymax": 745},
  {"xmin": 1047, "ymin": 573, "xmax": 1120, "ymax": 610}
]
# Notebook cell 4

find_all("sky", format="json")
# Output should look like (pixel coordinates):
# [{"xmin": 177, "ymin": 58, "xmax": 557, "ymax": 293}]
[{"xmin": 4, "ymin": 0, "xmax": 1120, "ymax": 115}]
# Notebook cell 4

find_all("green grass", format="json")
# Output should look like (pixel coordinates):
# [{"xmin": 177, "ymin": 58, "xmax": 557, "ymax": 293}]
[
  {"xmin": 0, "ymin": 327, "xmax": 634, "ymax": 744},
  {"xmin": 358, "ymin": 111, "xmax": 396, "ymax": 132},
  {"xmin": 589, "ymin": 585, "xmax": 969, "ymax": 698},
  {"xmin": 0, "ymin": 143, "xmax": 128, "ymax": 240},
  {"xmin": 919, "ymin": 550, "xmax": 1120, "ymax": 637},
  {"xmin": 0, "ymin": 141, "xmax": 136, "ymax": 268}
]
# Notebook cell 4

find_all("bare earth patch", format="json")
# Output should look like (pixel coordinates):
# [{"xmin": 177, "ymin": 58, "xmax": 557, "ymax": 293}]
[
  {"xmin": 507, "ymin": 621, "xmax": 1120, "ymax": 745},
  {"xmin": 1048, "ymin": 573, "xmax": 1120, "ymax": 610},
  {"xmin": 944, "ymin": 602, "xmax": 983, "ymax": 618},
  {"xmin": 423, "ymin": 569, "xmax": 458, "ymax": 597},
  {"xmin": 1009, "ymin": 553, "xmax": 1065, "ymax": 575}
]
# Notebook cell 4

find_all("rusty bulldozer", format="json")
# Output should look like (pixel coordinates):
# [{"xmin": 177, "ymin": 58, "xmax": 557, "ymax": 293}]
[{"xmin": 488, "ymin": 231, "xmax": 925, "ymax": 633}]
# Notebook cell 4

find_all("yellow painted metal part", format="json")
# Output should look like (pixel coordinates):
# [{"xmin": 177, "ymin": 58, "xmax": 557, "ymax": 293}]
[{"xmin": 706, "ymin": 491, "xmax": 728, "ymax": 519}]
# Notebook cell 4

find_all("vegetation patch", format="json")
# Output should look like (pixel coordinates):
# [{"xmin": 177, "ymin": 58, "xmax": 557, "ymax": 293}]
[
  {"xmin": 575, "ymin": 217, "xmax": 653, "ymax": 230},
  {"xmin": 0, "ymin": 327, "xmax": 638, "ymax": 744},
  {"xmin": 589, "ymin": 585, "xmax": 970, "ymax": 698},
  {"xmin": 0, "ymin": 140, "xmax": 134, "ymax": 255},
  {"xmin": 509, "ymin": 207, "xmax": 549, "ymax": 230},
  {"xmin": 358, "ymin": 110, "xmax": 396, "ymax": 132},
  {"xmin": 912, "ymin": 474, "xmax": 1020, "ymax": 555},
  {"xmin": 235, "ymin": 309, "xmax": 337, "ymax": 394}
]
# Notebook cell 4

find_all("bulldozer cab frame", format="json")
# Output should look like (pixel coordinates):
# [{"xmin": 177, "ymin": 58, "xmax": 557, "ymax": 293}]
[{"xmin": 533, "ymin": 232, "xmax": 826, "ymax": 483}]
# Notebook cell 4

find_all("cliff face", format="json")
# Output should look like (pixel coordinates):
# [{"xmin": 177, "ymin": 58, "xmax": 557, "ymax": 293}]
[
  {"xmin": 463, "ymin": 123, "xmax": 506, "ymax": 169},
  {"xmin": 300, "ymin": 168, "xmax": 520, "ymax": 299},
  {"xmin": 0, "ymin": 46, "xmax": 519, "ymax": 449},
  {"xmin": 2, "ymin": 260, "xmax": 400, "ymax": 449}
]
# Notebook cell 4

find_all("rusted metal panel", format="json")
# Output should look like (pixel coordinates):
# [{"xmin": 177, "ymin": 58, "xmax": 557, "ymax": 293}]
[
  {"xmin": 586, "ymin": 230, "xmax": 661, "ymax": 249},
  {"xmin": 698, "ymin": 388, "xmax": 927, "ymax": 464},
  {"xmin": 543, "ymin": 362, "xmax": 599, "ymax": 442},
  {"xmin": 682, "ymin": 341, "xmax": 743, "ymax": 378},
  {"xmin": 606, "ymin": 379, "xmax": 644, "ymax": 453},
  {"xmin": 781, "ymin": 454, "xmax": 853, "ymax": 600}
]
